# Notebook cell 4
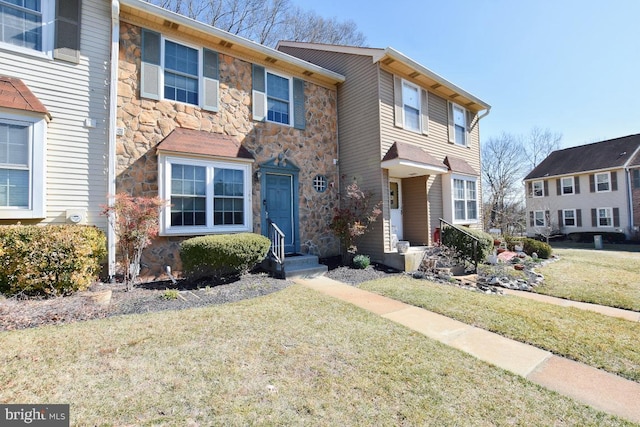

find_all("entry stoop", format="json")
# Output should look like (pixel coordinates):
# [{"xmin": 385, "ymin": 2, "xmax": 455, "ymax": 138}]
[{"xmin": 282, "ymin": 254, "xmax": 328, "ymax": 279}]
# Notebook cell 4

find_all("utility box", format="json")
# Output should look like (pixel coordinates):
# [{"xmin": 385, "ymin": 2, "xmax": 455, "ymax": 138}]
[{"xmin": 594, "ymin": 235, "xmax": 603, "ymax": 250}]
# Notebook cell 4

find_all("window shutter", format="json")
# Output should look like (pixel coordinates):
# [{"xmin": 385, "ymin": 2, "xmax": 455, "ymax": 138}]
[
  {"xmin": 589, "ymin": 174, "xmax": 595, "ymax": 192},
  {"xmin": 558, "ymin": 210, "xmax": 562, "ymax": 226},
  {"xmin": 54, "ymin": 0, "xmax": 81, "ymax": 63},
  {"xmin": 556, "ymin": 179, "xmax": 561, "ymax": 195},
  {"xmin": 529, "ymin": 211, "xmax": 534, "ymax": 227},
  {"xmin": 591, "ymin": 208, "xmax": 597, "ymax": 227},
  {"xmin": 465, "ymin": 110, "xmax": 472, "ymax": 146},
  {"xmin": 613, "ymin": 207, "xmax": 620, "ymax": 227},
  {"xmin": 634, "ymin": 170, "xmax": 640, "ymax": 188},
  {"xmin": 543, "ymin": 180, "xmax": 549, "ymax": 197},
  {"xmin": 545, "ymin": 210, "xmax": 549, "ymax": 226},
  {"xmin": 576, "ymin": 209, "xmax": 582, "ymax": 227},
  {"xmin": 611, "ymin": 171, "xmax": 618, "ymax": 191},
  {"xmin": 527, "ymin": 182, "xmax": 532, "ymax": 198},
  {"xmin": 393, "ymin": 76, "xmax": 403, "ymax": 128},
  {"xmin": 202, "ymin": 49, "xmax": 219, "ymax": 112},
  {"xmin": 420, "ymin": 89, "xmax": 429, "ymax": 135},
  {"xmin": 252, "ymin": 64, "xmax": 266, "ymax": 122},
  {"xmin": 447, "ymin": 101, "xmax": 455, "ymax": 143},
  {"xmin": 293, "ymin": 78, "xmax": 305, "ymax": 130},
  {"xmin": 140, "ymin": 29, "xmax": 162, "ymax": 100},
  {"xmin": 575, "ymin": 176, "xmax": 580, "ymax": 194}
]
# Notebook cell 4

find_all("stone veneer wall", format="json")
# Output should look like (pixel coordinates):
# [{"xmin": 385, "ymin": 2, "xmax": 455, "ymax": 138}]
[{"xmin": 117, "ymin": 22, "xmax": 340, "ymax": 278}]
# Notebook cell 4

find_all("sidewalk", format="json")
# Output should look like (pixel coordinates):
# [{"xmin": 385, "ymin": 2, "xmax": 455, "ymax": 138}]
[{"xmin": 294, "ymin": 276, "xmax": 640, "ymax": 424}]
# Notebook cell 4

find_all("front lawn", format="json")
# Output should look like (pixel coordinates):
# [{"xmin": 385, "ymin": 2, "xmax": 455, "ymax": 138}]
[
  {"xmin": 0, "ymin": 286, "xmax": 630, "ymax": 426},
  {"xmin": 537, "ymin": 248, "xmax": 640, "ymax": 311},
  {"xmin": 359, "ymin": 277, "xmax": 640, "ymax": 382}
]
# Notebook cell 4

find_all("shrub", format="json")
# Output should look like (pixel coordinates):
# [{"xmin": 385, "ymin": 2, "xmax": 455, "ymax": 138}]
[
  {"xmin": 180, "ymin": 233, "xmax": 271, "ymax": 280},
  {"xmin": 522, "ymin": 238, "xmax": 552, "ymax": 259},
  {"xmin": 160, "ymin": 289, "xmax": 179, "ymax": 300},
  {"xmin": 352, "ymin": 254, "xmax": 370, "ymax": 269},
  {"xmin": 0, "ymin": 225, "xmax": 107, "ymax": 297},
  {"xmin": 441, "ymin": 226, "xmax": 493, "ymax": 266}
]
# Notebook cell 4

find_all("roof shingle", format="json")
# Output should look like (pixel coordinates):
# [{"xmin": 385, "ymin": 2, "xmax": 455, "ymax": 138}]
[
  {"xmin": 0, "ymin": 76, "xmax": 50, "ymax": 119},
  {"xmin": 156, "ymin": 128, "xmax": 254, "ymax": 160}
]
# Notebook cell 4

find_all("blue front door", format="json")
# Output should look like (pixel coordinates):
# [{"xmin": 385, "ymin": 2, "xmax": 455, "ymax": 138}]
[{"xmin": 265, "ymin": 173, "xmax": 295, "ymax": 253}]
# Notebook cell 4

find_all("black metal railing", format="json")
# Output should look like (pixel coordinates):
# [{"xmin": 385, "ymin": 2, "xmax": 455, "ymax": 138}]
[{"xmin": 439, "ymin": 218, "xmax": 481, "ymax": 272}]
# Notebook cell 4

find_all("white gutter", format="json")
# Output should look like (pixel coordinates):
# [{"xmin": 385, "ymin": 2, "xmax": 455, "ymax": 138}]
[
  {"xmin": 119, "ymin": 0, "xmax": 345, "ymax": 84},
  {"xmin": 107, "ymin": 0, "xmax": 120, "ymax": 279}
]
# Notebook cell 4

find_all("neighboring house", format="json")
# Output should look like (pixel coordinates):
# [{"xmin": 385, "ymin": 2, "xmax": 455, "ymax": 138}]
[
  {"xmin": 116, "ymin": 1, "xmax": 345, "ymax": 277},
  {"xmin": 0, "ymin": 1, "xmax": 111, "ymax": 236},
  {"xmin": 523, "ymin": 134, "xmax": 640, "ymax": 241},
  {"xmin": 277, "ymin": 42, "xmax": 491, "ymax": 270}
]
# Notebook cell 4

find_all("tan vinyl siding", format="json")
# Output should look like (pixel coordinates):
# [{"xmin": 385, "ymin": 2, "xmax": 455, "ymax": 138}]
[
  {"xmin": 0, "ymin": 0, "xmax": 110, "ymax": 229},
  {"xmin": 403, "ymin": 176, "xmax": 429, "ymax": 244},
  {"xmin": 428, "ymin": 174, "xmax": 444, "ymax": 240}
]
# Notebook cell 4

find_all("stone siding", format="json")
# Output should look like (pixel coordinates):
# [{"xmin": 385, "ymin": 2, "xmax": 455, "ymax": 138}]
[{"xmin": 117, "ymin": 23, "xmax": 340, "ymax": 278}]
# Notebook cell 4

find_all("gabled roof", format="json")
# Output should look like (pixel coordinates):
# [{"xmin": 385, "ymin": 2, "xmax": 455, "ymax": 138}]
[
  {"xmin": 156, "ymin": 128, "xmax": 254, "ymax": 161},
  {"xmin": 276, "ymin": 41, "xmax": 490, "ymax": 113},
  {"xmin": 524, "ymin": 134, "xmax": 640, "ymax": 180},
  {"xmin": 0, "ymin": 76, "xmax": 51, "ymax": 119}
]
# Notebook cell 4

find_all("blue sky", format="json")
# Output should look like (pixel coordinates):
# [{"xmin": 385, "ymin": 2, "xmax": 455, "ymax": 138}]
[{"xmin": 292, "ymin": 0, "xmax": 640, "ymax": 148}]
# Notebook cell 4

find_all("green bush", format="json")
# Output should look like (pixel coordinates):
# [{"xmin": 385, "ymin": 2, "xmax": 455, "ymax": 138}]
[
  {"xmin": 180, "ymin": 233, "xmax": 271, "ymax": 280},
  {"xmin": 522, "ymin": 238, "xmax": 552, "ymax": 259},
  {"xmin": 352, "ymin": 254, "xmax": 370, "ymax": 269},
  {"xmin": 441, "ymin": 226, "xmax": 493, "ymax": 265},
  {"xmin": 504, "ymin": 235, "xmax": 525, "ymax": 251},
  {"xmin": 0, "ymin": 225, "xmax": 107, "ymax": 297}
]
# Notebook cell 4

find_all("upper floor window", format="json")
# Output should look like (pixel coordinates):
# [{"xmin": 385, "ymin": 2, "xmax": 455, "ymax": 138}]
[
  {"xmin": 0, "ymin": 113, "xmax": 46, "ymax": 219},
  {"xmin": 561, "ymin": 177, "xmax": 574, "ymax": 195},
  {"xmin": 0, "ymin": 0, "xmax": 53, "ymax": 54},
  {"xmin": 453, "ymin": 177, "xmax": 477, "ymax": 222},
  {"xmin": 252, "ymin": 64, "xmax": 305, "ymax": 130},
  {"xmin": 532, "ymin": 180, "xmax": 544, "ymax": 197},
  {"xmin": 393, "ymin": 76, "xmax": 428, "ymax": 134},
  {"xmin": 140, "ymin": 29, "xmax": 219, "ymax": 111},
  {"xmin": 266, "ymin": 71, "xmax": 290, "ymax": 125},
  {"xmin": 595, "ymin": 172, "xmax": 610, "ymax": 192},
  {"xmin": 448, "ymin": 102, "xmax": 467, "ymax": 146}
]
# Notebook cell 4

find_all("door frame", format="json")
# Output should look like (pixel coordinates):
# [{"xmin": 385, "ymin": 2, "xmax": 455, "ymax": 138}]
[
  {"xmin": 259, "ymin": 157, "xmax": 300, "ymax": 254},
  {"xmin": 389, "ymin": 177, "xmax": 403, "ymax": 242}
]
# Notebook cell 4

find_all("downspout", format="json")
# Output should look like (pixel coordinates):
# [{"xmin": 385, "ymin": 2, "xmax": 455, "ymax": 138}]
[
  {"xmin": 477, "ymin": 106, "xmax": 491, "ymax": 122},
  {"xmin": 107, "ymin": 0, "xmax": 120, "ymax": 280}
]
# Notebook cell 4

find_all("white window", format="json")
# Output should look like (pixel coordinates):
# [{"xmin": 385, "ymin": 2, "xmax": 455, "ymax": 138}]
[
  {"xmin": 597, "ymin": 207, "xmax": 612, "ymax": 227},
  {"xmin": 0, "ymin": 0, "xmax": 53, "ymax": 56},
  {"xmin": 561, "ymin": 177, "xmax": 574, "ymax": 195},
  {"xmin": 532, "ymin": 180, "xmax": 544, "ymax": 197},
  {"xmin": 563, "ymin": 209, "xmax": 576, "ymax": 226},
  {"xmin": 453, "ymin": 176, "xmax": 477, "ymax": 222},
  {"xmin": 164, "ymin": 40, "xmax": 199, "ymax": 105},
  {"xmin": 159, "ymin": 155, "xmax": 252, "ymax": 235},
  {"xmin": 595, "ymin": 172, "xmax": 610, "ymax": 192},
  {"xmin": 448, "ymin": 102, "xmax": 467, "ymax": 146},
  {"xmin": 0, "ymin": 113, "xmax": 45, "ymax": 219},
  {"xmin": 534, "ymin": 210, "xmax": 546, "ymax": 227},
  {"xmin": 266, "ymin": 71, "xmax": 291, "ymax": 125},
  {"xmin": 402, "ymin": 81, "xmax": 421, "ymax": 132}
]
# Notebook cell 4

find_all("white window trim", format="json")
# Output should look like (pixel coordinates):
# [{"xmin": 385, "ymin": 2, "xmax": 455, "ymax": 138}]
[
  {"xmin": 451, "ymin": 174, "xmax": 478, "ymax": 224},
  {"xmin": 532, "ymin": 180, "xmax": 544, "ymax": 198},
  {"xmin": 451, "ymin": 102, "xmax": 467, "ymax": 146},
  {"xmin": 534, "ymin": 210, "xmax": 546, "ymax": 227},
  {"xmin": 0, "ymin": 1, "xmax": 54, "ymax": 59},
  {"xmin": 159, "ymin": 36, "xmax": 203, "ymax": 108},
  {"xmin": 563, "ymin": 209, "xmax": 576, "ymax": 227},
  {"xmin": 0, "ymin": 111, "xmax": 46, "ymax": 219},
  {"xmin": 595, "ymin": 172, "xmax": 611, "ymax": 193},
  {"xmin": 561, "ymin": 176, "xmax": 574, "ymax": 195},
  {"xmin": 158, "ymin": 154, "xmax": 253, "ymax": 236},
  {"xmin": 264, "ymin": 68, "xmax": 294, "ymax": 127},
  {"xmin": 401, "ymin": 79, "xmax": 421, "ymax": 133},
  {"xmin": 597, "ymin": 207, "xmax": 613, "ymax": 228}
]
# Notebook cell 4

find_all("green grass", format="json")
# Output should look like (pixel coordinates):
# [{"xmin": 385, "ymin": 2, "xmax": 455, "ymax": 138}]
[
  {"xmin": 359, "ymin": 277, "xmax": 640, "ymax": 383},
  {"xmin": 0, "ymin": 286, "xmax": 632, "ymax": 426},
  {"xmin": 537, "ymin": 248, "xmax": 640, "ymax": 311}
]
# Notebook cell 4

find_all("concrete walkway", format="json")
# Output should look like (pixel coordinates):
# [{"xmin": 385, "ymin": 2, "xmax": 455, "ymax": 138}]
[{"xmin": 293, "ymin": 276, "xmax": 640, "ymax": 424}]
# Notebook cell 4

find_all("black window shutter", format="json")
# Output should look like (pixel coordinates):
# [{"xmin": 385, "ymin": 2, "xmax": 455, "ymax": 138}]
[
  {"xmin": 634, "ymin": 170, "xmax": 640, "ymax": 188},
  {"xmin": 203, "ymin": 49, "xmax": 219, "ymax": 80},
  {"xmin": 54, "ymin": 0, "xmax": 81, "ymax": 63},
  {"xmin": 558, "ymin": 210, "xmax": 562, "ymax": 226},
  {"xmin": 543, "ymin": 180, "xmax": 549, "ymax": 197},
  {"xmin": 591, "ymin": 208, "xmax": 597, "ymax": 227},
  {"xmin": 529, "ymin": 211, "xmax": 534, "ymax": 227},
  {"xmin": 556, "ymin": 179, "xmax": 561, "ymax": 195},
  {"xmin": 589, "ymin": 174, "xmax": 595, "ymax": 192},
  {"xmin": 576, "ymin": 209, "xmax": 582, "ymax": 227},
  {"xmin": 613, "ymin": 208, "xmax": 620, "ymax": 227},
  {"xmin": 293, "ymin": 78, "xmax": 305, "ymax": 130},
  {"xmin": 252, "ymin": 64, "xmax": 266, "ymax": 92},
  {"xmin": 142, "ymin": 29, "xmax": 161, "ymax": 65},
  {"xmin": 611, "ymin": 171, "xmax": 618, "ymax": 191},
  {"xmin": 527, "ymin": 182, "xmax": 532, "ymax": 198},
  {"xmin": 575, "ymin": 176, "xmax": 580, "ymax": 194},
  {"xmin": 545, "ymin": 210, "xmax": 550, "ymax": 225}
]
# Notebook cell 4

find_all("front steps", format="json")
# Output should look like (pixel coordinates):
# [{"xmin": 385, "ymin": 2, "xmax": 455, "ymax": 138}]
[{"xmin": 263, "ymin": 253, "xmax": 327, "ymax": 279}]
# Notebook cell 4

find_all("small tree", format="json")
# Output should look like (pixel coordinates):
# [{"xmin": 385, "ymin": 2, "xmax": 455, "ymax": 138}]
[
  {"xmin": 103, "ymin": 194, "xmax": 167, "ymax": 290},
  {"xmin": 330, "ymin": 181, "xmax": 381, "ymax": 264}
]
